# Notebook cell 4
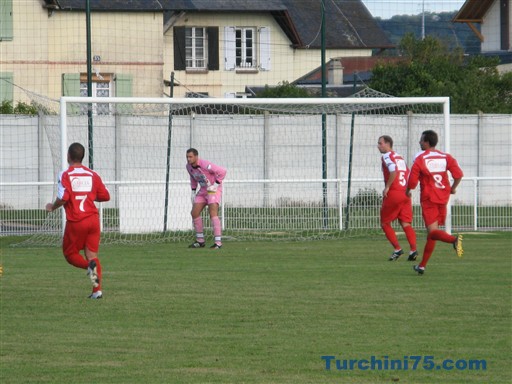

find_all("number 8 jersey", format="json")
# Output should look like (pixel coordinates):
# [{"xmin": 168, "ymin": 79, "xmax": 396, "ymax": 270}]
[
  {"xmin": 57, "ymin": 165, "xmax": 110, "ymax": 222},
  {"xmin": 408, "ymin": 149, "xmax": 464, "ymax": 204}
]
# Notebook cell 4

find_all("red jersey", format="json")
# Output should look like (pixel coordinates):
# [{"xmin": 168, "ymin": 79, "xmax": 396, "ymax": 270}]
[
  {"xmin": 381, "ymin": 151, "xmax": 409, "ymax": 192},
  {"xmin": 408, "ymin": 149, "xmax": 463, "ymax": 204},
  {"xmin": 57, "ymin": 165, "xmax": 110, "ymax": 222}
]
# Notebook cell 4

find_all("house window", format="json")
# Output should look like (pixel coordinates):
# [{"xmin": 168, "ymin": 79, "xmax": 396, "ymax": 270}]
[
  {"xmin": 174, "ymin": 27, "xmax": 219, "ymax": 71},
  {"xmin": 185, "ymin": 27, "xmax": 207, "ymax": 69},
  {"xmin": 225, "ymin": 27, "xmax": 271, "ymax": 72},
  {"xmin": 80, "ymin": 74, "xmax": 112, "ymax": 115},
  {"xmin": 235, "ymin": 28, "xmax": 256, "ymax": 68}
]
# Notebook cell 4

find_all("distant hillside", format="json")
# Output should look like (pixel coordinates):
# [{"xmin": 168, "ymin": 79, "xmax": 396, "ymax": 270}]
[{"xmin": 375, "ymin": 11, "xmax": 481, "ymax": 55}]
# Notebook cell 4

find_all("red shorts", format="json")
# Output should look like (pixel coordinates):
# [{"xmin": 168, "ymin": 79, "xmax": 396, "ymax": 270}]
[
  {"xmin": 195, "ymin": 188, "xmax": 222, "ymax": 206},
  {"xmin": 380, "ymin": 190, "xmax": 413, "ymax": 223},
  {"xmin": 63, "ymin": 214, "xmax": 101, "ymax": 256},
  {"xmin": 421, "ymin": 200, "xmax": 447, "ymax": 227}
]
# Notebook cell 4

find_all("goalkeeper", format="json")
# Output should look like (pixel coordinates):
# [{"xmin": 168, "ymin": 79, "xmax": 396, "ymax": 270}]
[{"xmin": 186, "ymin": 148, "xmax": 227, "ymax": 249}]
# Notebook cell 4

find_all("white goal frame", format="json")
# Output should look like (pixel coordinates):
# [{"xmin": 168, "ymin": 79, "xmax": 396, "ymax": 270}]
[{"xmin": 58, "ymin": 96, "xmax": 452, "ymax": 237}]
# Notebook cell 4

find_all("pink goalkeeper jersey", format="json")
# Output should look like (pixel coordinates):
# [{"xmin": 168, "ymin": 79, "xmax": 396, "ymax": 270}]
[
  {"xmin": 381, "ymin": 151, "xmax": 409, "ymax": 192},
  {"xmin": 186, "ymin": 158, "xmax": 227, "ymax": 191},
  {"xmin": 408, "ymin": 149, "xmax": 463, "ymax": 204}
]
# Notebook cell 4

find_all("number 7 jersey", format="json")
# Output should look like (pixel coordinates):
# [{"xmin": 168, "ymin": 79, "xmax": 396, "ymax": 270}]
[
  {"xmin": 57, "ymin": 165, "xmax": 110, "ymax": 222},
  {"xmin": 408, "ymin": 149, "xmax": 463, "ymax": 204}
]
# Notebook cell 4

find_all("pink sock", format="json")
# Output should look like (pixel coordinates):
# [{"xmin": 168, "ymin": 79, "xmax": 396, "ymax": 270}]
[
  {"xmin": 193, "ymin": 217, "xmax": 204, "ymax": 243},
  {"xmin": 211, "ymin": 216, "xmax": 222, "ymax": 245}
]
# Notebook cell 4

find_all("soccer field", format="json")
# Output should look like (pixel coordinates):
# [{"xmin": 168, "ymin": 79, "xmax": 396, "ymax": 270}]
[{"xmin": 1, "ymin": 233, "xmax": 511, "ymax": 383}]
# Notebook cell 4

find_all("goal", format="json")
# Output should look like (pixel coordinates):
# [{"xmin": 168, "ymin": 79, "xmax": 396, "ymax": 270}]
[{"xmin": 17, "ymin": 92, "xmax": 450, "ymax": 246}]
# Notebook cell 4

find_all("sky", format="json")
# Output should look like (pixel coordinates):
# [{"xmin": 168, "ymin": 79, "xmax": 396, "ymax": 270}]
[{"xmin": 361, "ymin": 0, "xmax": 466, "ymax": 19}]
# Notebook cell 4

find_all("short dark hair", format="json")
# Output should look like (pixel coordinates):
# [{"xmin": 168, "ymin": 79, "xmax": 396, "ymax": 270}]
[
  {"xmin": 379, "ymin": 135, "xmax": 393, "ymax": 148},
  {"xmin": 68, "ymin": 142, "xmax": 85, "ymax": 163},
  {"xmin": 421, "ymin": 130, "xmax": 438, "ymax": 147},
  {"xmin": 186, "ymin": 148, "xmax": 198, "ymax": 156}
]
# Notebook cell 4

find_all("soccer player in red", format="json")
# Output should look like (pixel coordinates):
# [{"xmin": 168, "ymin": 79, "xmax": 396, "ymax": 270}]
[
  {"xmin": 406, "ymin": 130, "xmax": 464, "ymax": 275},
  {"xmin": 186, "ymin": 148, "xmax": 227, "ymax": 249},
  {"xmin": 46, "ymin": 143, "xmax": 110, "ymax": 298},
  {"xmin": 377, "ymin": 135, "xmax": 418, "ymax": 261}
]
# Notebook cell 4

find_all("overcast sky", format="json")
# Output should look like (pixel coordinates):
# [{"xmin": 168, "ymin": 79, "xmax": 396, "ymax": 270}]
[{"xmin": 361, "ymin": 0, "xmax": 466, "ymax": 19}]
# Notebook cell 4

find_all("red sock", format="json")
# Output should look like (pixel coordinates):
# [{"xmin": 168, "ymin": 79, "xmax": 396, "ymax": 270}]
[
  {"xmin": 64, "ymin": 253, "xmax": 89, "ymax": 269},
  {"xmin": 419, "ymin": 237, "xmax": 436, "ymax": 268},
  {"xmin": 382, "ymin": 223, "xmax": 400, "ymax": 250},
  {"xmin": 90, "ymin": 257, "xmax": 102, "ymax": 293},
  {"xmin": 429, "ymin": 229, "xmax": 456, "ymax": 244},
  {"xmin": 403, "ymin": 225, "xmax": 417, "ymax": 251}
]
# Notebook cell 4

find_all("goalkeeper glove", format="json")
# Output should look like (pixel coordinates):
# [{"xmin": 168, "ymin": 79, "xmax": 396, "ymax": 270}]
[
  {"xmin": 191, "ymin": 190, "xmax": 196, "ymax": 205},
  {"xmin": 207, "ymin": 183, "xmax": 219, "ymax": 194}
]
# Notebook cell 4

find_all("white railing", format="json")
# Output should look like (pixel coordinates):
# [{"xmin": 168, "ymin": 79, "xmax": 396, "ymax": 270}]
[{"xmin": 1, "ymin": 177, "xmax": 510, "ymax": 236}]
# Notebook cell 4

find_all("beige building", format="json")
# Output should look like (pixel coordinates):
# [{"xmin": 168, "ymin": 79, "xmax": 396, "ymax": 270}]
[{"xmin": 0, "ymin": 0, "xmax": 392, "ymax": 104}]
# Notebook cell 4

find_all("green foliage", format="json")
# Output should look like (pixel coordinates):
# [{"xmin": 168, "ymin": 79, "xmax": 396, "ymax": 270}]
[
  {"xmin": 256, "ymin": 81, "xmax": 311, "ymax": 98},
  {"xmin": 0, "ymin": 100, "xmax": 38, "ymax": 115},
  {"xmin": 370, "ymin": 34, "xmax": 512, "ymax": 113},
  {"xmin": 349, "ymin": 187, "xmax": 382, "ymax": 207},
  {"xmin": 375, "ymin": 11, "xmax": 481, "ymax": 55}
]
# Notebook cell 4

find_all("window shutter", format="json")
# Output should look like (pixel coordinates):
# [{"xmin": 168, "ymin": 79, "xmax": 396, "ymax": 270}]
[
  {"xmin": 62, "ymin": 73, "xmax": 80, "ymax": 96},
  {"xmin": 0, "ymin": 72, "xmax": 13, "ymax": 102},
  {"xmin": 224, "ymin": 27, "xmax": 236, "ymax": 71},
  {"xmin": 207, "ymin": 27, "xmax": 219, "ymax": 70},
  {"xmin": 259, "ymin": 27, "xmax": 271, "ymax": 71},
  {"xmin": 0, "ymin": 0, "xmax": 13, "ymax": 40},
  {"xmin": 115, "ymin": 74, "xmax": 133, "ymax": 97},
  {"xmin": 174, "ymin": 27, "xmax": 186, "ymax": 70},
  {"xmin": 61, "ymin": 73, "xmax": 80, "ymax": 115}
]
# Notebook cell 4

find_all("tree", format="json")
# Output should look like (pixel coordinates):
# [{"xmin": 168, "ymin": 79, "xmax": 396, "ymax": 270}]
[
  {"xmin": 0, "ymin": 100, "xmax": 38, "ymax": 115},
  {"xmin": 369, "ymin": 33, "xmax": 512, "ymax": 113},
  {"xmin": 256, "ymin": 81, "xmax": 310, "ymax": 98}
]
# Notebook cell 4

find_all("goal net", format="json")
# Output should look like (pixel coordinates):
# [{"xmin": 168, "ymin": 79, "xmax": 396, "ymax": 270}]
[{"xmin": 14, "ymin": 92, "xmax": 449, "ymax": 246}]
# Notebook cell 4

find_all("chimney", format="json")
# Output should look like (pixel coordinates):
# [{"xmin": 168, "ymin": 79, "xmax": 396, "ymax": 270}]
[{"xmin": 328, "ymin": 59, "xmax": 344, "ymax": 85}]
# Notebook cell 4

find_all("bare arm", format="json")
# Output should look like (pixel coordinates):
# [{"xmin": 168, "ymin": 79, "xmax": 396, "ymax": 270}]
[
  {"xmin": 383, "ymin": 171, "xmax": 396, "ymax": 198},
  {"xmin": 46, "ymin": 198, "xmax": 65, "ymax": 212},
  {"xmin": 451, "ymin": 178, "xmax": 462, "ymax": 194}
]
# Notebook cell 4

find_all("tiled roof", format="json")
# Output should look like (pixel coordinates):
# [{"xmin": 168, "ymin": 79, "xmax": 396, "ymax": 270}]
[
  {"xmin": 453, "ymin": 0, "xmax": 495, "ymax": 22},
  {"xmin": 44, "ymin": 0, "xmax": 165, "ymax": 11},
  {"xmin": 50, "ymin": 0, "xmax": 393, "ymax": 50}
]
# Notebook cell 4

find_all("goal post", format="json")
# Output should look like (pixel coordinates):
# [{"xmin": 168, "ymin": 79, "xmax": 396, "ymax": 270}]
[{"xmin": 22, "ymin": 94, "xmax": 451, "ymax": 246}]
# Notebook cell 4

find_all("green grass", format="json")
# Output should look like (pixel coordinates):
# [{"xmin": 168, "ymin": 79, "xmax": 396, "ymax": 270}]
[{"xmin": 1, "ymin": 233, "xmax": 511, "ymax": 383}]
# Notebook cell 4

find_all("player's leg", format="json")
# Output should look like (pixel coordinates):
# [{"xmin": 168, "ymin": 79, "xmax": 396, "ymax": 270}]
[
  {"xmin": 399, "ymin": 221, "xmax": 418, "ymax": 261},
  {"xmin": 425, "ymin": 204, "xmax": 463, "ymax": 256},
  {"xmin": 414, "ymin": 202, "xmax": 440, "ymax": 274},
  {"xmin": 398, "ymin": 198, "xmax": 418, "ymax": 260},
  {"xmin": 85, "ymin": 215, "xmax": 103, "ymax": 299},
  {"xmin": 206, "ymin": 190, "xmax": 222, "ymax": 249},
  {"xmin": 189, "ymin": 197, "xmax": 207, "ymax": 248},
  {"xmin": 380, "ymin": 196, "xmax": 402, "ymax": 260},
  {"xmin": 62, "ymin": 221, "xmax": 89, "ymax": 269},
  {"xmin": 208, "ymin": 202, "xmax": 222, "ymax": 249}
]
